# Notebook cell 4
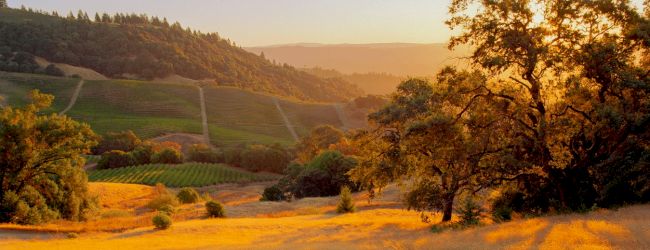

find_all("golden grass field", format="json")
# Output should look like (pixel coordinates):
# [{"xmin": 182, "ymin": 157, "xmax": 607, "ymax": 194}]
[{"xmin": 0, "ymin": 182, "xmax": 648, "ymax": 249}]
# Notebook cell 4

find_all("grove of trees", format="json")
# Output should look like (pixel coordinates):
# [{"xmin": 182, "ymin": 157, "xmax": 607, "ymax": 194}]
[{"xmin": 352, "ymin": 0, "xmax": 650, "ymax": 222}]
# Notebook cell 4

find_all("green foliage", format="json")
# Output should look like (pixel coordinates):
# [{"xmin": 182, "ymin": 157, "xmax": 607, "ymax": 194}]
[
  {"xmin": 188, "ymin": 144, "xmax": 223, "ymax": 163},
  {"xmin": 336, "ymin": 186, "xmax": 355, "ymax": 214},
  {"xmin": 295, "ymin": 125, "xmax": 345, "ymax": 163},
  {"xmin": 151, "ymin": 148, "xmax": 183, "ymax": 164},
  {"xmin": 146, "ymin": 184, "xmax": 179, "ymax": 211},
  {"xmin": 87, "ymin": 163, "xmax": 277, "ymax": 187},
  {"xmin": 205, "ymin": 200, "xmax": 225, "ymax": 218},
  {"xmin": 455, "ymin": 197, "xmax": 484, "ymax": 226},
  {"xmin": 176, "ymin": 188, "xmax": 200, "ymax": 204},
  {"xmin": 0, "ymin": 8, "xmax": 362, "ymax": 102},
  {"xmin": 157, "ymin": 204, "xmax": 176, "ymax": 215},
  {"xmin": 97, "ymin": 150, "xmax": 137, "ymax": 169},
  {"xmin": 93, "ymin": 130, "xmax": 141, "ymax": 155},
  {"xmin": 152, "ymin": 213, "xmax": 172, "ymax": 230},
  {"xmin": 240, "ymin": 144, "xmax": 291, "ymax": 173},
  {"xmin": 260, "ymin": 185, "xmax": 285, "ymax": 202},
  {"xmin": 0, "ymin": 90, "xmax": 98, "ymax": 224}
]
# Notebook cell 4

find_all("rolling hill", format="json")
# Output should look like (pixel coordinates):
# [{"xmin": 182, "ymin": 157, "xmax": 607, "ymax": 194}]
[
  {"xmin": 0, "ymin": 7, "xmax": 362, "ymax": 102},
  {"xmin": 0, "ymin": 72, "xmax": 357, "ymax": 147}
]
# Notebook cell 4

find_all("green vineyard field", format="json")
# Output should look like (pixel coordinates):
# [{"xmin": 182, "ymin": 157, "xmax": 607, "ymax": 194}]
[{"xmin": 87, "ymin": 163, "xmax": 278, "ymax": 187}]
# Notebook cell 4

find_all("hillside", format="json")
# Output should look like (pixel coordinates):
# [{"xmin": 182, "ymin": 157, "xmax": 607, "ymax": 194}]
[
  {"xmin": 0, "ymin": 182, "xmax": 647, "ymax": 249},
  {"xmin": 0, "ymin": 72, "xmax": 356, "ymax": 146},
  {"xmin": 300, "ymin": 67, "xmax": 405, "ymax": 95},
  {"xmin": 0, "ymin": 8, "xmax": 362, "ymax": 102},
  {"xmin": 246, "ymin": 43, "xmax": 472, "ymax": 77}
]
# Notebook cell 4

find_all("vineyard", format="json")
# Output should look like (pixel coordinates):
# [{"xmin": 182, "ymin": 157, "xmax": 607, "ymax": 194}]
[{"xmin": 87, "ymin": 163, "xmax": 279, "ymax": 187}]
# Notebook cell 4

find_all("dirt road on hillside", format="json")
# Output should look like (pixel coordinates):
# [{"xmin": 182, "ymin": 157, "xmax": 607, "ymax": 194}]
[
  {"xmin": 59, "ymin": 79, "xmax": 84, "ymax": 115},
  {"xmin": 272, "ymin": 97, "xmax": 299, "ymax": 141}
]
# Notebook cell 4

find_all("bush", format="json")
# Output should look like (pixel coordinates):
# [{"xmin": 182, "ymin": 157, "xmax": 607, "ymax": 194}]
[
  {"xmin": 93, "ymin": 130, "xmax": 141, "ymax": 155},
  {"xmin": 177, "ymin": 188, "xmax": 200, "ymax": 204},
  {"xmin": 152, "ymin": 148, "xmax": 183, "ymax": 164},
  {"xmin": 66, "ymin": 232, "xmax": 79, "ymax": 239},
  {"xmin": 157, "ymin": 204, "xmax": 176, "ymax": 215},
  {"xmin": 223, "ymin": 146, "xmax": 244, "ymax": 167},
  {"xmin": 205, "ymin": 200, "xmax": 225, "ymax": 218},
  {"xmin": 489, "ymin": 189, "xmax": 525, "ymax": 221},
  {"xmin": 131, "ymin": 142, "xmax": 155, "ymax": 165},
  {"xmin": 44, "ymin": 64, "xmax": 65, "ymax": 76},
  {"xmin": 455, "ymin": 197, "xmax": 484, "ymax": 226},
  {"xmin": 152, "ymin": 213, "xmax": 172, "ymax": 230},
  {"xmin": 188, "ymin": 144, "xmax": 223, "ymax": 163},
  {"xmin": 260, "ymin": 185, "xmax": 285, "ymax": 201},
  {"xmin": 147, "ymin": 184, "xmax": 179, "ymax": 210},
  {"xmin": 240, "ymin": 144, "xmax": 291, "ymax": 173},
  {"xmin": 291, "ymin": 151, "xmax": 357, "ymax": 198},
  {"xmin": 336, "ymin": 186, "xmax": 355, "ymax": 213},
  {"xmin": 97, "ymin": 150, "xmax": 136, "ymax": 169}
]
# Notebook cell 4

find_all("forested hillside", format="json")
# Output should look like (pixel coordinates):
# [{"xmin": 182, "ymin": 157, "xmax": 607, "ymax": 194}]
[
  {"xmin": 300, "ymin": 67, "xmax": 404, "ymax": 95},
  {"xmin": 0, "ymin": 7, "xmax": 362, "ymax": 102}
]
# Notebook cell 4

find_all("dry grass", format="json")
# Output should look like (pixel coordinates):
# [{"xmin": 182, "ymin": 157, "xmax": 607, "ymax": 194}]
[{"xmin": 0, "ymin": 182, "xmax": 648, "ymax": 249}]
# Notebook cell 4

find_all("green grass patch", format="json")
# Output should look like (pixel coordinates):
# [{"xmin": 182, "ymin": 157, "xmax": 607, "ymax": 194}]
[{"xmin": 0, "ymin": 72, "xmax": 78, "ymax": 112}]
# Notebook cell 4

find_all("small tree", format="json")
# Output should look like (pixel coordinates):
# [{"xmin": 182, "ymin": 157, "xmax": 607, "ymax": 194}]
[
  {"xmin": 176, "ymin": 188, "xmax": 200, "ymax": 204},
  {"xmin": 152, "ymin": 148, "xmax": 183, "ymax": 164},
  {"xmin": 336, "ymin": 186, "xmax": 355, "ymax": 213},
  {"xmin": 455, "ymin": 197, "xmax": 484, "ymax": 226}
]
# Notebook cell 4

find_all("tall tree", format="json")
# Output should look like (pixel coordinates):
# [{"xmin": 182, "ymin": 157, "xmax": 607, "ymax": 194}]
[
  {"xmin": 447, "ymin": 0, "xmax": 650, "ymax": 210},
  {"xmin": 352, "ymin": 70, "xmax": 514, "ymax": 222},
  {"xmin": 0, "ymin": 90, "xmax": 99, "ymax": 224}
]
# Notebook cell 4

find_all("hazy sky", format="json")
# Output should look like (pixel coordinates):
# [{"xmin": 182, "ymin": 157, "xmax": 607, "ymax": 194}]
[{"xmin": 7, "ymin": 0, "xmax": 646, "ymax": 47}]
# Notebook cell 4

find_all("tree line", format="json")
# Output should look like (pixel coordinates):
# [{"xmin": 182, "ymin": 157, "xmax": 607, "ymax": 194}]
[{"xmin": 0, "ymin": 7, "xmax": 362, "ymax": 102}]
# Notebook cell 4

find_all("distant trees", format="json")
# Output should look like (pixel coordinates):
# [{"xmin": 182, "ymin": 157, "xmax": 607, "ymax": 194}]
[
  {"xmin": 295, "ymin": 125, "xmax": 345, "ymax": 163},
  {"xmin": 0, "ymin": 90, "xmax": 99, "ymax": 224},
  {"xmin": 0, "ymin": 8, "xmax": 362, "ymax": 102}
]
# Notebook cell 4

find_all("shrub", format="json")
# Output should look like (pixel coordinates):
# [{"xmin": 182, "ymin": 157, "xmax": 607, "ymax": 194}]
[
  {"xmin": 205, "ymin": 200, "xmax": 225, "ymax": 218},
  {"xmin": 223, "ymin": 146, "xmax": 244, "ymax": 167},
  {"xmin": 336, "ymin": 186, "xmax": 355, "ymax": 213},
  {"xmin": 188, "ymin": 144, "xmax": 223, "ymax": 163},
  {"xmin": 177, "ymin": 188, "xmax": 200, "ymax": 204},
  {"xmin": 157, "ymin": 204, "xmax": 176, "ymax": 215},
  {"xmin": 44, "ymin": 64, "xmax": 65, "ymax": 76},
  {"xmin": 93, "ymin": 130, "xmax": 141, "ymax": 155},
  {"xmin": 131, "ymin": 142, "xmax": 155, "ymax": 165},
  {"xmin": 147, "ymin": 184, "xmax": 179, "ymax": 210},
  {"xmin": 291, "ymin": 151, "xmax": 357, "ymax": 198},
  {"xmin": 66, "ymin": 232, "xmax": 79, "ymax": 239},
  {"xmin": 152, "ymin": 148, "xmax": 183, "ymax": 164},
  {"xmin": 455, "ymin": 197, "xmax": 484, "ymax": 226},
  {"xmin": 240, "ymin": 144, "xmax": 291, "ymax": 173},
  {"xmin": 490, "ymin": 190, "xmax": 525, "ymax": 221},
  {"xmin": 97, "ymin": 150, "xmax": 136, "ymax": 169},
  {"xmin": 260, "ymin": 185, "xmax": 285, "ymax": 201},
  {"xmin": 152, "ymin": 213, "xmax": 172, "ymax": 230}
]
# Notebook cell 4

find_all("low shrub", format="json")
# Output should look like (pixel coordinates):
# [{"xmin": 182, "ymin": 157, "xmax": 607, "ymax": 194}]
[
  {"xmin": 188, "ymin": 144, "xmax": 223, "ymax": 163},
  {"xmin": 147, "ymin": 184, "xmax": 179, "ymax": 210},
  {"xmin": 177, "ymin": 188, "xmax": 200, "ymax": 204},
  {"xmin": 260, "ymin": 185, "xmax": 285, "ymax": 201},
  {"xmin": 152, "ymin": 148, "xmax": 183, "ymax": 164},
  {"xmin": 97, "ymin": 150, "xmax": 136, "ymax": 169},
  {"xmin": 152, "ymin": 213, "xmax": 172, "ymax": 230},
  {"xmin": 157, "ymin": 204, "xmax": 176, "ymax": 215},
  {"xmin": 336, "ymin": 186, "xmax": 355, "ymax": 213},
  {"xmin": 66, "ymin": 232, "xmax": 79, "ymax": 239},
  {"xmin": 455, "ymin": 197, "xmax": 484, "ymax": 226},
  {"xmin": 205, "ymin": 200, "xmax": 225, "ymax": 218}
]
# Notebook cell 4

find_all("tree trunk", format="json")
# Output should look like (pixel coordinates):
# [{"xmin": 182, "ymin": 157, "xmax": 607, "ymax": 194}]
[{"xmin": 441, "ymin": 193, "xmax": 455, "ymax": 222}]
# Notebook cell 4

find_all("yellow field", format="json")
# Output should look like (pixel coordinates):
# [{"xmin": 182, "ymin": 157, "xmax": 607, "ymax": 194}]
[{"xmin": 0, "ymin": 183, "xmax": 648, "ymax": 249}]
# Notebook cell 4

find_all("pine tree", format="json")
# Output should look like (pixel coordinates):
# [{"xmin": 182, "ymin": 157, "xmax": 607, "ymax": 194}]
[{"xmin": 336, "ymin": 186, "xmax": 355, "ymax": 213}]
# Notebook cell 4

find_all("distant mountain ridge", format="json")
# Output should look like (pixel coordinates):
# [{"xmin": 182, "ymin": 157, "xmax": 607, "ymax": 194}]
[
  {"xmin": 246, "ymin": 43, "xmax": 471, "ymax": 76},
  {"xmin": 0, "ymin": 8, "xmax": 362, "ymax": 102}
]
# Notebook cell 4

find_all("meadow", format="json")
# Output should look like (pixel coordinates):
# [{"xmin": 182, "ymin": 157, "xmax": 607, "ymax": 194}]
[{"xmin": 87, "ymin": 163, "xmax": 278, "ymax": 187}]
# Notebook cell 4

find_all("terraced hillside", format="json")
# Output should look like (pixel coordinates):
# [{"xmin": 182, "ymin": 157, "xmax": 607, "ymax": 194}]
[
  {"xmin": 87, "ymin": 163, "xmax": 278, "ymax": 187},
  {"xmin": 0, "ymin": 72, "xmax": 78, "ymax": 112},
  {"xmin": 0, "ymin": 72, "xmax": 352, "ymax": 146},
  {"xmin": 66, "ymin": 79, "xmax": 203, "ymax": 138}
]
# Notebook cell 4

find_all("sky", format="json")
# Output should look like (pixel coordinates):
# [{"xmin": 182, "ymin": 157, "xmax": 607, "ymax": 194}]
[
  {"xmin": 7, "ymin": 0, "xmax": 454, "ymax": 47},
  {"xmin": 6, "ymin": 0, "xmax": 647, "ymax": 47}
]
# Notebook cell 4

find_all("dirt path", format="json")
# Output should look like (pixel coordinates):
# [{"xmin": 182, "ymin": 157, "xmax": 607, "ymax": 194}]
[
  {"xmin": 198, "ymin": 86, "xmax": 210, "ymax": 144},
  {"xmin": 272, "ymin": 97, "xmax": 299, "ymax": 141},
  {"xmin": 334, "ymin": 103, "xmax": 351, "ymax": 130},
  {"xmin": 59, "ymin": 79, "xmax": 84, "ymax": 115}
]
